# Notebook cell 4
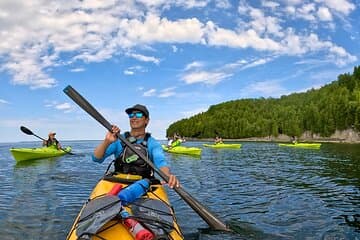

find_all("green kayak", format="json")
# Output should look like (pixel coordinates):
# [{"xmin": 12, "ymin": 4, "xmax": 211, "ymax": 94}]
[
  {"xmin": 162, "ymin": 145, "xmax": 202, "ymax": 156},
  {"xmin": 203, "ymin": 143, "xmax": 242, "ymax": 149},
  {"xmin": 10, "ymin": 146, "xmax": 72, "ymax": 162},
  {"xmin": 278, "ymin": 143, "xmax": 321, "ymax": 149}
]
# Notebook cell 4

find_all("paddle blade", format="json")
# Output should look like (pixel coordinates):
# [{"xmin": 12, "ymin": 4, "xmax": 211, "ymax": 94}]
[
  {"xmin": 20, "ymin": 126, "xmax": 47, "ymax": 141},
  {"xmin": 20, "ymin": 126, "xmax": 34, "ymax": 135}
]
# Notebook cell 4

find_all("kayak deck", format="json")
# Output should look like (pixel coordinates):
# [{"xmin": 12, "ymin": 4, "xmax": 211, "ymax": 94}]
[
  {"xmin": 162, "ymin": 145, "xmax": 202, "ymax": 156},
  {"xmin": 67, "ymin": 173, "xmax": 184, "ymax": 240},
  {"xmin": 278, "ymin": 143, "xmax": 321, "ymax": 149},
  {"xmin": 10, "ymin": 146, "xmax": 72, "ymax": 162},
  {"xmin": 203, "ymin": 143, "xmax": 242, "ymax": 149}
]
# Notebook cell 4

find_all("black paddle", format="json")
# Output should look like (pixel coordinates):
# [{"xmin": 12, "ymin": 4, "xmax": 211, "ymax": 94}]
[
  {"xmin": 20, "ymin": 126, "xmax": 75, "ymax": 155},
  {"xmin": 63, "ymin": 85, "xmax": 230, "ymax": 232}
]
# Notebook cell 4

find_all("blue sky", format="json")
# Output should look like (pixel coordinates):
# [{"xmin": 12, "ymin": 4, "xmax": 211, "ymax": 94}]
[{"xmin": 0, "ymin": 0, "xmax": 359, "ymax": 143}]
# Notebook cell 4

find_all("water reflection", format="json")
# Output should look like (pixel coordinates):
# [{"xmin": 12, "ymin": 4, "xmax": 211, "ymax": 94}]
[{"xmin": 320, "ymin": 144, "xmax": 360, "ymax": 185}]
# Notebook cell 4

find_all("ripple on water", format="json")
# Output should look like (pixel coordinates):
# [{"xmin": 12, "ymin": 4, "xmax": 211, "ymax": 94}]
[{"xmin": 0, "ymin": 141, "xmax": 360, "ymax": 239}]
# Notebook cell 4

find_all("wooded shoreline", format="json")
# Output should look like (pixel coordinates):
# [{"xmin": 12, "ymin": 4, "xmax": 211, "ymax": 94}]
[
  {"xmin": 167, "ymin": 67, "xmax": 360, "ymax": 143},
  {"xmin": 188, "ymin": 129, "xmax": 360, "ymax": 144}
]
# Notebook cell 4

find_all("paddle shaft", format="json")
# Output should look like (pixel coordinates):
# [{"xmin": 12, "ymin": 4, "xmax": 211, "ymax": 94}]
[
  {"xmin": 63, "ymin": 85, "xmax": 230, "ymax": 231},
  {"xmin": 31, "ymin": 132, "xmax": 47, "ymax": 142}
]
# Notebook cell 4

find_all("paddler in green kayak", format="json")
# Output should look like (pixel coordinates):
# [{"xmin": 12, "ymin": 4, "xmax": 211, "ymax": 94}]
[
  {"xmin": 167, "ymin": 132, "xmax": 182, "ymax": 149},
  {"xmin": 291, "ymin": 135, "xmax": 298, "ymax": 144},
  {"xmin": 43, "ymin": 131, "xmax": 62, "ymax": 150},
  {"xmin": 93, "ymin": 104, "xmax": 180, "ymax": 189},
  {"xmin": 214, "ymin": 135, "xmax": 223, "ymax": 145}
]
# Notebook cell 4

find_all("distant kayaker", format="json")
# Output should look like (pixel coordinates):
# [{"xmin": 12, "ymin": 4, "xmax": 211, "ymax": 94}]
[
  {"xmin": 291, "ymin": 136, "xmax": 298, "ymax": 144},
  {"xmin": 167, "ymin": 137, "xmax": 174, "ymax": 147},
  {"xmin": 214, "ymin": 135, "xmax": 223, "ymax": 145},
  {"xmin": 43, "ymin": 132, "xmax": 62, "ymax": 149},
  {"xmin": 167, "ymin": 133, "xmax": 181, "ymax": 149},
  {"xmin": 93, "ymin": 104, "xmax": 180, "ymax": 189}
]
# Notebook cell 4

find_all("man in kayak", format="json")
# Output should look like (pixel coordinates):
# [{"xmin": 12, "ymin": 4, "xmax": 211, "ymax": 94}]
[
  {"xmin": 93, "ymin": 104, "xmax": 180, "ymax": 189},
  {"xmin": 43, "ymin": 132, "xmax": 62, "ymax": 150}
]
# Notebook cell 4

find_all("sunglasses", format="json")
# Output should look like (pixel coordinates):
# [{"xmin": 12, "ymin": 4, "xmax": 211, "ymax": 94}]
[{"xmin": 128, "ymin": 112, "xmax": 144, "ymax": 119}]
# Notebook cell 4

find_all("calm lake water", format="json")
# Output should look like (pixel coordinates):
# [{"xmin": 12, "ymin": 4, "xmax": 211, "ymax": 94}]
[{"xmin": 0, "ymin": 140, "xmax": 359, "ymax": 240}]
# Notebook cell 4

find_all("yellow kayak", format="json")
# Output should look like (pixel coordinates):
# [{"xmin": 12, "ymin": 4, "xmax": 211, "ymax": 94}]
[
  {"xmin": 203, "ymin": 143, "xmax": 241, "ymax": 149},
  {"xmin": 279, "ymin": 143, "xmax": 321, "ymax": 149},
  {"xmin": 162, "ymin": 145, "xmax": 202, "ymax": 156},
  {"xmin": 10, "ymin": 146, "xmax": 72, "ymax": 162},
  {"xmin": 67, "ymin": 173, "xmax": 184, "ymax": 240}
]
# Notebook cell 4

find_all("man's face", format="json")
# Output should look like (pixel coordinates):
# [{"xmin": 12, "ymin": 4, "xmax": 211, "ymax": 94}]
[{"xmin": 128, "ymin": 111, "xmax": 148, "ymax": 129}]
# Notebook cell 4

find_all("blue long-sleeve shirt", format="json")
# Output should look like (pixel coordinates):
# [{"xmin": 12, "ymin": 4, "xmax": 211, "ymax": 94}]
[{"xmin": 92, "ymin": 134, "xmax": 168, "ymax": 169}]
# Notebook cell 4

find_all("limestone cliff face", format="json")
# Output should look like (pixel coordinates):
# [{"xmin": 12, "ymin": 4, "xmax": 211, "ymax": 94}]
[
  {"xmin": 277, "ymin": 129, "xmax": 359, "ymax": 143},
  {"xmin": 299, "ymin": 129, "xmax": 360, "ymax": 143},
  {"xmin": 219, "ymin": 129, "xmax": 360, "ymax": 143}
]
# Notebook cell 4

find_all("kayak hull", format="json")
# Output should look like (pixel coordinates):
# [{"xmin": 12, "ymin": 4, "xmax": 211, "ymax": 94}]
[
  {"xmin": 67, "ymin": 173, "xmax": 184, "ymax": 240},
  {"xmin": 203, "ymin": 143, "xmax": 242, "ymax": 149},
  {"xmin": 162, "ymin": 145, "xmax": 202, "ymax": 156},
  {"xmin": 278, "ymin": 143, "xmax": 321, "ymax": 149},
  {"xmin": 10, "ymin": 146, "xmax": 72, "ymax": 162}
]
